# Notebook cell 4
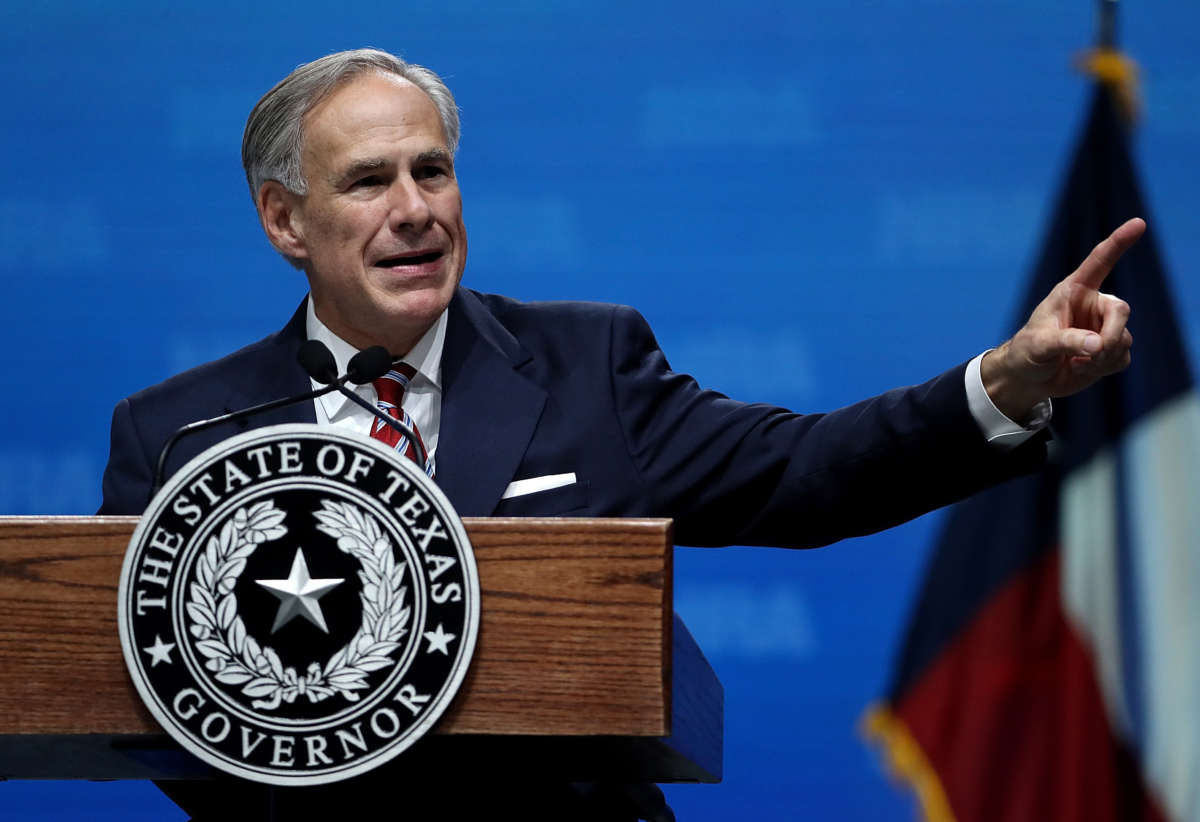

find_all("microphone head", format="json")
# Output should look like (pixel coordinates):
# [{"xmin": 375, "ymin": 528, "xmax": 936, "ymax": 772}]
[
  {"xmin": 346, "ymin": 345, "xmax": 394, "ymax": 385},
  {"xmin": 297, "ymin": 340, "xmax": 338, "ymax": 384}
]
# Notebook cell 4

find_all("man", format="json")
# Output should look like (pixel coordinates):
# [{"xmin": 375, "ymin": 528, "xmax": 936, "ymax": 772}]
[
  {"xmin": 101, "ymin": 48, "xmax": 1138, "ymax": 533},
  {"xmin": 98, "ymin": 48, "xmax": 1138, "ymax": 818}
]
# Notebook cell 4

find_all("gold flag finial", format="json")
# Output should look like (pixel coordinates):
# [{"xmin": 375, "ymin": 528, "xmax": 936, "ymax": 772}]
[{"xmin": 1074, "ymin": 0, "xmax": 1140, "ymax": 123}]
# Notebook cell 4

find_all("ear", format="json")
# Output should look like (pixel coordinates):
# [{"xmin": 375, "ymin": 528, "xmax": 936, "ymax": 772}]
[{"xmin": 257, "ymin": 181, "xmax": 310, "ymax": 262}]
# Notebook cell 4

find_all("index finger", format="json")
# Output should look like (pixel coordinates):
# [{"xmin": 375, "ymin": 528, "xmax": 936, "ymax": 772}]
[{"xmin": 1066, "ymin": 217, "xmax": 1146, "ymax": 290}]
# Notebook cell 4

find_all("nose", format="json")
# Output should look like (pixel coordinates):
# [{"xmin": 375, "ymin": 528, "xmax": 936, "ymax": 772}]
[{"xmin": 387, "ymin": 176, "xmax": 434, "ymax": 233}]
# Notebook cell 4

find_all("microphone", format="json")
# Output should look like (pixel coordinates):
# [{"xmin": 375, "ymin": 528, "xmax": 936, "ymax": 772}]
[
  {"xmin": 149, "ymin": 348, "xmax": 344, "ymax": 503},
  {"xmin": 297, "ymin": 339, "xmax": 338, "ymax": 384},
  {"xmin": 303, "ymin": 344, "xmax": 431, "ymax": 472},
  {"xmin": 151, "ymin": 342, "xmax": 433, "ymax": 505},
  {"xmin": 344, "ymin": 345, "xmax": 392, "ymax": 385}
]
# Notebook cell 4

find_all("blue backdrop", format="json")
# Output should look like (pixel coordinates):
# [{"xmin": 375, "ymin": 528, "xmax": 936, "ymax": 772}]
[{"xmin": 2, "ymin": 2, "xmax": 1197, "ymax": 818}]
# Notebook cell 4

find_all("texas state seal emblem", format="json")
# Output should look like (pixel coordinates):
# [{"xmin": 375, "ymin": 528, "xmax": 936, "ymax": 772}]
[{"xmin": 117, "ymin": 424, "xmax": 479, "ymax": 785}]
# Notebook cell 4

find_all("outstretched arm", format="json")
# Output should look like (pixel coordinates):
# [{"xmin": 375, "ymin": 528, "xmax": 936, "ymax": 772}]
[{"xmin": 980, "ymin": 217, "xmax": 1144, "ymax": 422}]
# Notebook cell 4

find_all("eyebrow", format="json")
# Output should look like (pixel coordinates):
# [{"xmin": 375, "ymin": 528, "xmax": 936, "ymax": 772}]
[{"xmin": 414, "ymin": 148, "xmax": 453, "ymax": 168}]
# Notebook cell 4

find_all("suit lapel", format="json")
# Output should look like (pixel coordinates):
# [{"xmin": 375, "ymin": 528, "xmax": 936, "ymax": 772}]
[
  {"xmin": 221, "ymin": 300, "xmax": 317, "ymax": 427},
  {"xmin": 436, "ymin": 289, "xmax": 547, "ymax": 516},
  {"xmin": 218, "ymin": 292, "xmax": 540, "ymax": 515}
]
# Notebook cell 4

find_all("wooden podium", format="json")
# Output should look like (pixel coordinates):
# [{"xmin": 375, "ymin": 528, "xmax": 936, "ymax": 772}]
[{"xmin": 0, "ymin": 517, "xmax": 721, "ymax": 794}]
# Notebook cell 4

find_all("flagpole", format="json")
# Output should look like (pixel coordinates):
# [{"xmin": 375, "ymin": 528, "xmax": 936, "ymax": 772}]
[{"xmin": 1098, "ymin": 0, "xmax": 1118, "ymax": 49}]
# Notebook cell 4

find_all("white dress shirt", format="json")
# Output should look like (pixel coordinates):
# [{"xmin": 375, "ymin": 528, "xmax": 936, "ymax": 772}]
[
  {"xmin": 964, "ymin": 351, "xmax": 1052, "ymax": 449},
  {"xmin": 305, "ymin": 298, "xmax": 446, "ymax": 459}
]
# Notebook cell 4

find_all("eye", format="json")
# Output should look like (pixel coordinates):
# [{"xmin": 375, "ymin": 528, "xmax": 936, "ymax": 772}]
[
  {"xmin": 414, "ymin": 165, "xmax": 448, "ymax": 181},
  {"xmin": 352, "ymin": 175, "xmax": 384, "ymax": 188}
]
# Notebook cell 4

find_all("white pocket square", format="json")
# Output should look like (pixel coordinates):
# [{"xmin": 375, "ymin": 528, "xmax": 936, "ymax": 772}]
[{"xmin": 500, "ymin": 473, "xmax": 577, "ymax": 500}]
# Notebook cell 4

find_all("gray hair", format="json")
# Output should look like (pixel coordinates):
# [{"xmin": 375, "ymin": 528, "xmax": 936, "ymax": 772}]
[{"xmin": 241, "ymin": 48, "xmax": 460, "ymax": 202}]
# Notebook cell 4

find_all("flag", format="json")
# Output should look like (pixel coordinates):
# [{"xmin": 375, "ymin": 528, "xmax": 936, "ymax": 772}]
[{"xmin": 864, "ymin": 78, "xmax": 1200, "ymax": 822}]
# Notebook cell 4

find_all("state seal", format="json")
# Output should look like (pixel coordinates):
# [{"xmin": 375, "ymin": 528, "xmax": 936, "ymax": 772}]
[{"xmin": 117, "ymin": 424, "xmax": 479, "ymax": 785}]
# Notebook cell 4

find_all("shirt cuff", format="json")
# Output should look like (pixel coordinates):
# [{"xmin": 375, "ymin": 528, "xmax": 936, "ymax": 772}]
[{"xmin": 965, "ymin": 351, "xmax": 1052, "ymax": 450}]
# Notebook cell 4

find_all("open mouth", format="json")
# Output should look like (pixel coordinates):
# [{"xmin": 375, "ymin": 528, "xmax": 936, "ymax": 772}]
[{"xmin": 376, "ymin": 251, "xmax": 443, "ymax": 268}]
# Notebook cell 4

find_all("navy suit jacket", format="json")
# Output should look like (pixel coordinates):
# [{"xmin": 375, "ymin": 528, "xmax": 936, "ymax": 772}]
[{"xmin": 100, "ymin": 287, "xmax": 1044, "ymax": 547}]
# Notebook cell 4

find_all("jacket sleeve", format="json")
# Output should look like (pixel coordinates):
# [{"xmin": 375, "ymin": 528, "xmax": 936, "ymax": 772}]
[
  {"xmin": 607, "ymin": 305, "xmax": 1046, "ymax": 548},
  {"xmin": 97, "ymin": 398, "xmax": 155, "ymax": 515}
]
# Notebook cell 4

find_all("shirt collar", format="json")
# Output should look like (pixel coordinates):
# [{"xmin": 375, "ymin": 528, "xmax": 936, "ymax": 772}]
[{"xmin": 305, "ymin": 296, "xmax": 447, "ymax": 420}]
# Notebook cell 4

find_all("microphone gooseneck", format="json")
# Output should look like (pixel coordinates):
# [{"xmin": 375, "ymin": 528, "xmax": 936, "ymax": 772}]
[
  {"xmin": 149, "ymin": 342, "xmax": 345, "ymax": 504},
  {"xmin": 296, "ymin": 341, "xmax": 428, "ymax": 465},
  {"xmin": 150, "ymin": 341, "xmax": 431, "ymax": 507},
  {"xmin": 332, "ymin": 349, "xmax": 430, "ymax": 468}
]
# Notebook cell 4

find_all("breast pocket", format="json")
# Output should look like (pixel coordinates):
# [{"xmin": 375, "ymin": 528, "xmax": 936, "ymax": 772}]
[{"xmin": 492, "ymin": 480, "xmax": 591, "ymax": 516}]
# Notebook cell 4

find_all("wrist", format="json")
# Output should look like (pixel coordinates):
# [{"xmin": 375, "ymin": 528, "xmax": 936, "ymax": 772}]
[{"xmin": 980, "ymin": 344, "xmax": 1048, "ymax": 425}]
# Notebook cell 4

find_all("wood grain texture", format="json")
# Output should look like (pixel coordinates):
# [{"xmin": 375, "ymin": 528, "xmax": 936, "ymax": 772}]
[
  {"xmin": 0, "ymin": 516, "xmax": 722, "ymax": 781},
  {"xmin": 442, "ymin": 517, "xmax": 672, "ymax": 735},
  {"xmin": 0, "ymin": 517, "xmax": 672, "ymax": 737},
  {"xmin": 0, "ymin": 516, "xmax": 154, "ymax": 735}
]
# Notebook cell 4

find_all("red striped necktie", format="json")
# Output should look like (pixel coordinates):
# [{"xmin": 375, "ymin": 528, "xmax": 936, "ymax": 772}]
[{"xmin": 370, "ymin": 363, "xmax": 435, "ymax": 477}]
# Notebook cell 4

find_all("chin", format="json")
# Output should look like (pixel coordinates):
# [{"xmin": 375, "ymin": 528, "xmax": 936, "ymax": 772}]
[
  {"xmin": 395, "ymin": 286, "xmax": 453, "ymax": 317},
  {"xmin": 371, "ymin": 290, "xmax": 450, "ymax": 337}
]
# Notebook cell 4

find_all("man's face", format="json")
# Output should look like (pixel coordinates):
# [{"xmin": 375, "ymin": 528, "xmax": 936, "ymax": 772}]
[{"xmin": 282, "ymin": 72, "xmax": 466, "ymax": 354}]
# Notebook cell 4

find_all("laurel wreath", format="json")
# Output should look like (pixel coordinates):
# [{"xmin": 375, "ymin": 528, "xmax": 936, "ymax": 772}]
[{"xmin": 186, "ymin": 499, "xmax": 410, "ymax": 711}]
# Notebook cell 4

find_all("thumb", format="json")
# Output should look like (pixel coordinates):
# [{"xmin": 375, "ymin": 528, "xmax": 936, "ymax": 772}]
[
  {"xmin": 1058, "ymin": 328, "xmax": 1103, "ymax": 358},
  {"xmin": 1027, "ymin": 326, "xmax": 1101, "ymax": 364}
]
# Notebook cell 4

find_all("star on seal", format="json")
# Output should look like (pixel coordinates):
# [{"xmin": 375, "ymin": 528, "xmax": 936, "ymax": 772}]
[
  {"xmin": 423, "ymin": 623, "xmax": 457, "ymax": 655},
  {"xmin": 255, "ymin": 547, "xmax": 344, "ymax": 633},
  {"xmin": 142, "ymin": 634, "xmax": 176, "ymax": 667}
]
